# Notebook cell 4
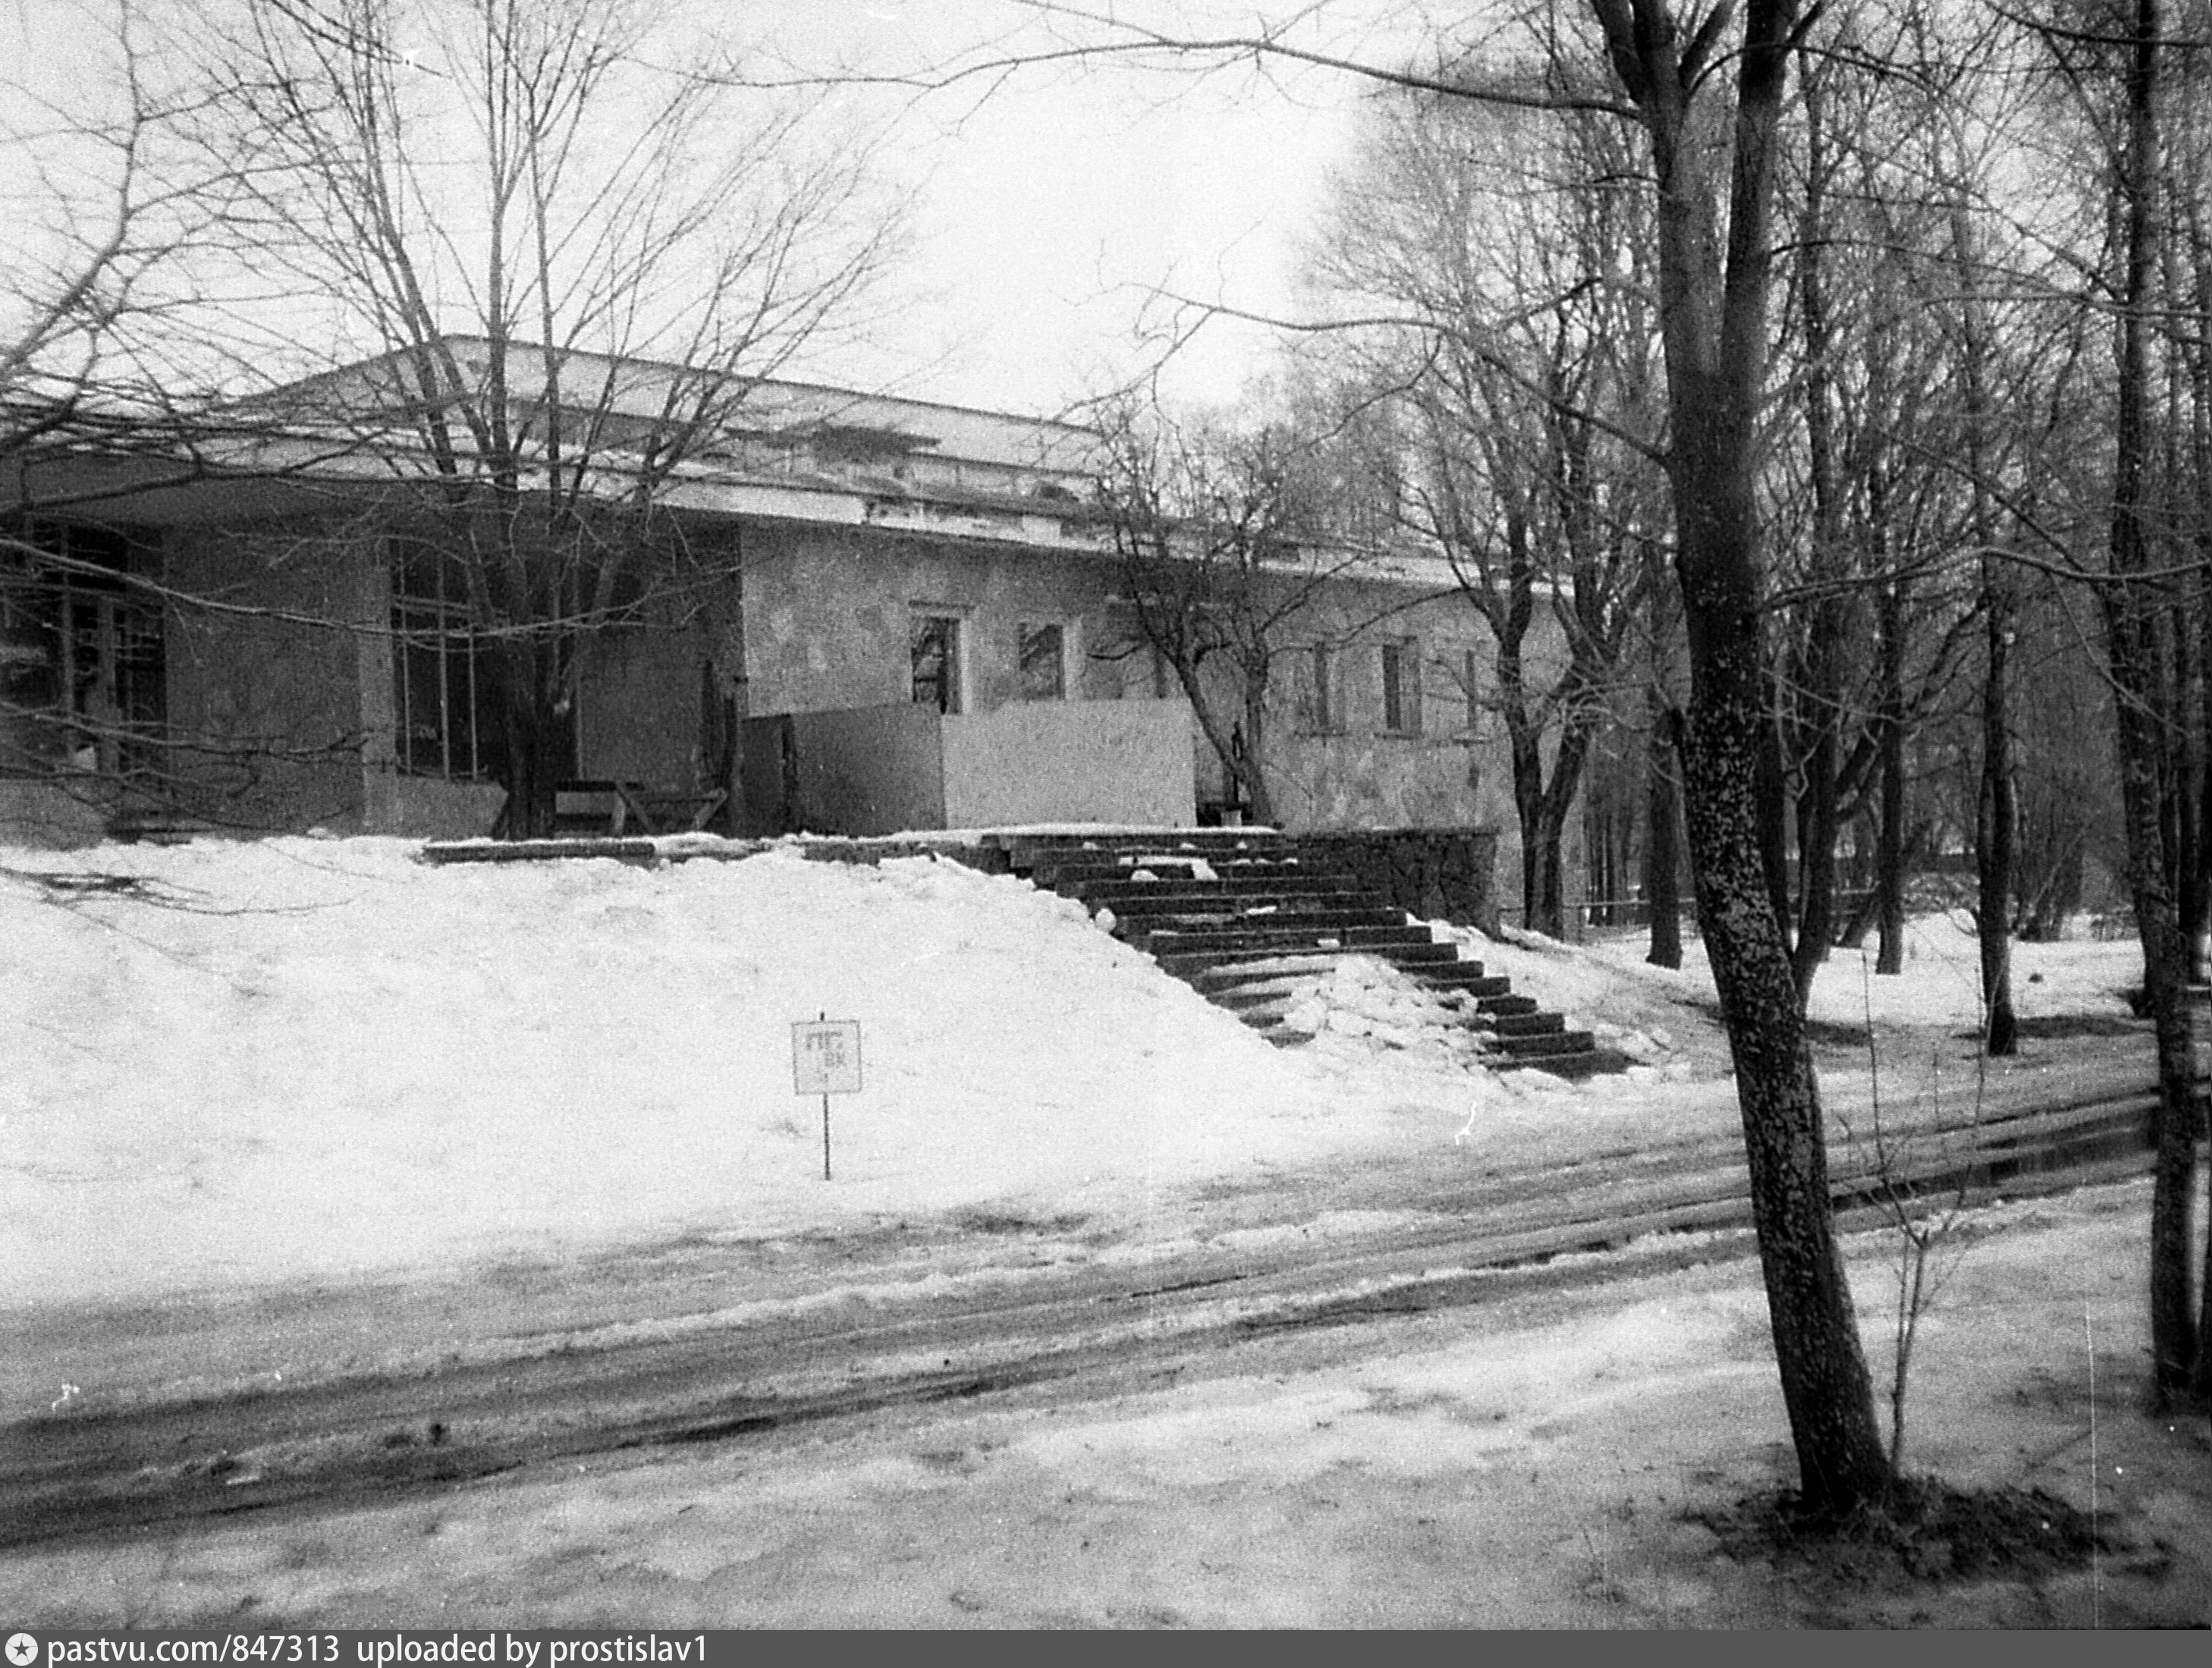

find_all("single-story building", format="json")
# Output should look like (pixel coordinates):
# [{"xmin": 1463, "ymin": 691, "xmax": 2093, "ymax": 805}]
[{"xmin": 2, "ymin": 340, "xmax": 1560, "ymax": 866}]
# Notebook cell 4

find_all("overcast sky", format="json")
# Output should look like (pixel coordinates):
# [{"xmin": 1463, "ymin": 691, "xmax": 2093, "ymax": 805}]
[
  {"xmin": 737, "ymin": 1, "xmax": 1436, "ymax": 420},
  {"xmin": 5, "ymin": 0, "xmax": 1453, "ymax": 421}
]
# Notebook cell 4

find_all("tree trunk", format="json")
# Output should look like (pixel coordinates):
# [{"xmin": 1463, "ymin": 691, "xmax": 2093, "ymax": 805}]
[
  {"xmin": 1787, "ymin": 60, "xmax": 1843, "ymax": 1004},
  {"xmin": 1646, "ymin": 702, "xmax": 1685, "ymax": 968},
  {"xmin": 1791, "ymin": 732, "xmax": 1840, "ymax": 999},
  {"xmin": 1950, "ymin": 99, "xmax": 2018, "ymax": 1056},
  {"xmin": 1874, "ymin": 582, "xmax": 1909, "ymax": 975},
  {"xmin": 2110, "ymin": 605, "xmax": 2205, "ymax": 1400},
  {"xmin": 1977, "ymin": 597, "xmax": 2019, "ymax": 1054},
  {"xmin": 1757, "ymin": 705, "xmax": 1795, "ymax": 954},
  {"xmin": 1533, "ymin": 723, "xmax": 1599, "ymax": 939},
  {"xmin": 1674, "ymin": 551, "xmax": 1889, "ymax": 1512},
  {"xmin": 1604, "ymin": 0, "xmax": 1893, "ymax": 1513},
  {"xmin": 2104, "ymin": 0, "xmax": 2204, "ymax": 1406},
  {"xmin": 1239, "ymin": 676, "xmax": 1276, "ymax": 827},
  {"xmin": 497, "ymin": 654, "xmax": 567, "ymax": 840}
]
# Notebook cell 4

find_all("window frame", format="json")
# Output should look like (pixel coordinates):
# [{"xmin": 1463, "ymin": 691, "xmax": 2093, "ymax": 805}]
[
  {"xmin": 910, "ymin": 609, "xmax": 966, "ymax": 715},
  {"xmin": 1298, "ymin": 642, "xmax": 1341, "ymax": 736},
  {"xmin": 1379, "ymin": 636, "xmax": 1422, "ymax": 737},
  {"xmin": 390, "ymin": 538, "xmax": 501, "ymax": 782},
  {"xmin": 1016, "ymin": 617, "xmax": 1070, "ymax": 702},
  {"xmin": 2, "ymin": 523, "xmax": 165, "ymax": 779}
]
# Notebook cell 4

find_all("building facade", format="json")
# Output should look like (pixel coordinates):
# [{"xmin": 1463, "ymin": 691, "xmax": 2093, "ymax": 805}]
[{"xmin": 2, "ymin": 344, "xmax": 1546, "ymax": 859}]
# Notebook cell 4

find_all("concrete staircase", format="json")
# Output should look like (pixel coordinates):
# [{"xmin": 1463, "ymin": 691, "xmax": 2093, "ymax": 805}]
[{"xmin": 997, "ymin": 830, "xmax": 1604, "ymax": 1073}]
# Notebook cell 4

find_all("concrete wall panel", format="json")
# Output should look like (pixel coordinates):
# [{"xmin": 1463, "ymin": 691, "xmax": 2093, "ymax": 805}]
[
  {"xmin": 791, "ymin": 702, "xmax": 946, "ymax": 836},
  {"xmin": 940, "ymin": 697, "xmax": 1195, "ymax": 828}
]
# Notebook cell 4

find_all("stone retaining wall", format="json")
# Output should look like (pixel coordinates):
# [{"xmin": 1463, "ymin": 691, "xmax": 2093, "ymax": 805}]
[{"xmin": 1293, "ymin": 828, "xmax": 1500, "ymax": 935}]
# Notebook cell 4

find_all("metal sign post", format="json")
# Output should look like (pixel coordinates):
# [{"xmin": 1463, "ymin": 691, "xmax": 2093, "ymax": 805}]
[{"xmin": 791, "ymin": 1013, "xmax": 862, "ymax": 1180}]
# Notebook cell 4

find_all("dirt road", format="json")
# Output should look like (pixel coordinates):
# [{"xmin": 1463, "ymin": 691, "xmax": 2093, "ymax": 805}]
[{"xmin": 4, "ymin": 1032, "xmax": 2161, "ymax": 1550}]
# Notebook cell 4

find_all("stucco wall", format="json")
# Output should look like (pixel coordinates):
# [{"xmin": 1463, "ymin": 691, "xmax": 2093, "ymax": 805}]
[
  {"xmin": 741, "ymin": 523, "xmax": 1126, "ymax": 718},
  {"xmin": 1225, "ymin": 580, "xmax": 1575, "ymax": 922},
  {"xmin": 736, "ymin": 522, "xmax": 1576, "ymax": 854},
  {"xmin": 134, "ymin": 496, "xmax": 1571, "ymax": 858},
  {"xmin": 165, "ymin": 520, "xmax": 376, "ymax": 831},
  {"xmin": 359, "ymin": 775, "xmax": 507, "ymax": 839},
  {"xmin": 939, "ymin": 697, "xmax": 1196, "ymax": 828}
]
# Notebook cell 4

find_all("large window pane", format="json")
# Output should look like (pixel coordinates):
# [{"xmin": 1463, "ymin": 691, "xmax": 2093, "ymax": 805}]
[
  {"xmin": 391, "ymin": 539, "xmax": 502, "ymax": 781},
  {"xmin": 1, "ymin": 525, "xmax": 164, "ymax": 777}
]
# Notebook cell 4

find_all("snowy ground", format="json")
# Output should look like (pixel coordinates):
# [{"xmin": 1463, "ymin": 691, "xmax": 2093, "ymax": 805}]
[
  {"xmin": 0, "ymin": 834, "xmax": 2148, "ymax": 1311},
  {"xmin": 5, "ymin": 1180, "xmax": 2206, "ymax": 1629},
  {"xmin": 2, "ymin": 833, "xmax": 2198, "ymax": 1627}
]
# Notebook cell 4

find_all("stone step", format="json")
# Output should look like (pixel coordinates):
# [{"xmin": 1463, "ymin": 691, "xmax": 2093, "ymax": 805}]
[
  {"xmin": 1473, "ymin": 991, "xmax": 1538, "ymax": 1016},
  {"xmin": 1004, "ymin": 828, "xmax": 1612, "ymax": 1076},
  {"xmin": 1004, "ymin": 837, "xmax": 1293, "ymax": 873},
  {"xmin": 1183, "ymin": 954, "xmax": 1363, "ymax": 992},
  {"xmin": 999, "ymin": 829, "xmax": 1291, "ymax": 853},
  {"xmin": 1026, "ymin": 857, "xmax": 1314, "ymax": 892},
  {"xmin": 1157, "ymin": 940, "xmax": 1463, "ymax": 980},
  {"xmin": 1493, "ymin": 1028, "xmax": 1598, "ymax": 1059},
  {"xmin": 1138, "ymin": 922, "xmax": 1438, "ymax": 959},
  {"xmin": 1205, "ymin": 982, "xmax": 1309, "ymax": 1012},
  {"xmin": 1076, "ymin": 873, "xmax": 1367, "ymax": 906},
  {"xmin": 1401, "ymin": 963, "xmax": 1496, "ymax": 991},
  {"xmin": 1119, "ymin": 905, "xmax": 1409, "ymax": 937},
  {"xmin": 1488, "ymin": 1010, "xmax": 1566, "ymax": 1038}
]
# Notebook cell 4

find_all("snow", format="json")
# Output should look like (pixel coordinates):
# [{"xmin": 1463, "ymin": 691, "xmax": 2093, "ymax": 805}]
[
  {"xmin": 8, "ymin": 1179, "xmax": 2204, "ymax": 1627},
  {"xmin": 3, "ymin": 838, "xmax": 1392, "ymax": 1304},
  {"xmin": 0, "ymin": 834, "xmax": 2154, "ymax": 1312},
  {"xmin": 1575, "ymin": 908, "xmax": 2145, "ymax": 1035},
  {"xmin": 3, "ymin": 834, "xmax": 2202, "ymax": 1626}
]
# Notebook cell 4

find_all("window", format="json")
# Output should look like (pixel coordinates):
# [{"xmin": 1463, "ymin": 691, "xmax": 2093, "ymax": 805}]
[
  {"xmin": 1462, "ymin": 648, "xmax": 1482, "ymax": 735},
  {"xmin": 910, "ymin": 612, "xmax": 963, "ymax": 713},
  {"xmin": 1298, "ymin": 643, "xmax": 1340, "ymax": 735},
  {"xmin": 1017, "ymin": 620, "xmax": 1066, "ymax": 700},
  {"xmin": 391, "ymin": 539, "xmax": 504, "ymax": 781},
  {"xmin": 1380, "ymin": 638, "xmax": 1421, "ymax": 735},
  {"xmin": 1, "ymin": 523, "xmax": 164, "ymax": 777}
]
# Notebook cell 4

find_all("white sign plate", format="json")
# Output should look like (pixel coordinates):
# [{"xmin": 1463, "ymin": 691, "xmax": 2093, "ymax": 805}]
[{"xmin": 792, "ymin": 1019, "xmax": 863, "ymax": 1095}]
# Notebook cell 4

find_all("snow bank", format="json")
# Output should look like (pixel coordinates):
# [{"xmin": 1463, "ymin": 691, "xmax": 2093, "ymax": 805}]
[
  {"xmin": 1, "ymin": 839, "xmax": 1376, "ymax": 1304},
  {"xmin": 0, "ymin": 835, "xmax": 2145, "ymax": 1309},
  {"xmin": 1575, "ymin": 908, "xmax": 2144, "ymax": 1034}
]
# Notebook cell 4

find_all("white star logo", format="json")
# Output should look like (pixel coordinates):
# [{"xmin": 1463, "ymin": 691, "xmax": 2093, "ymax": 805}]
[{"xmin": 7, "ymin": 1634, "xmax": 39, "ymax": 1668}]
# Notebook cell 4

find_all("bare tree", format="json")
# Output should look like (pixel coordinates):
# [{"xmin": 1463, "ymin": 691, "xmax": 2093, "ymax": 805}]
[
  {"xmin": 1585, "ymin": 0, "xmax": 1894, "ymax": 1507},
  {"xmin": 198, "ymin": 0, "xmax": 900, "ymax": 835},
  {"xmin": 1092, "ymin": 394, "xmax": 1383, "ymax": 825},
  {"xmin": 1313, "ymin": 92, "xmax": 1664, "ymax": 938},
  {"xmin": 901, "ymin": 0, "xmax": 1899, "ymax": 1507},
  {"xmin": 2, "ymin": 0, "xmax": 263, "ymax": 814},
  {"xmin": 2070, "ymin": 0, "xmax": 2209, "ymax": 1405}
]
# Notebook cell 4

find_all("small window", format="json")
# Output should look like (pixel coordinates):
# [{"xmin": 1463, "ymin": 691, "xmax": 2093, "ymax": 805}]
[
  {"xmin": 1018, "ymin": 621, "xmax": 1065, "ymax": 700},
  {"xmin": 1381, "ymin": 638, "xmax": 1421, "ymax": 735},
  {"xmin": 1299, "ymin": 643, "xmax": 1339, "ymax": 735},
  {"xmin": 1462, "ymin": 648, "xmax": 1481, "ymax": 735},
  {"xmin": 911, "ymin": 613, "xmax": 962, "ymax": 713}
]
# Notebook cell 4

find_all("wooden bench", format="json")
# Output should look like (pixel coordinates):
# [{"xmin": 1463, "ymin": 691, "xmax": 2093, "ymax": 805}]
[{"xmin": 554, "ymin": 781, "xmax": 728, "ymax": 836}]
